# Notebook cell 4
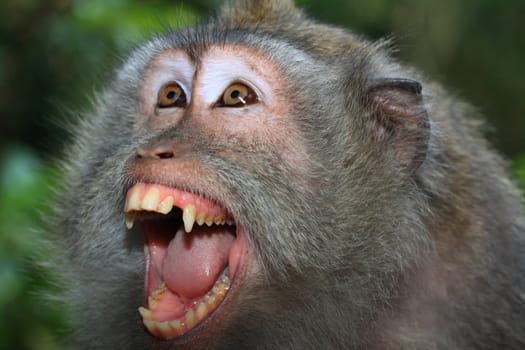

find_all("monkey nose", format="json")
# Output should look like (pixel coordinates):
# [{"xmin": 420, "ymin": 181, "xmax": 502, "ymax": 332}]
[{"xmin": 136, "ymin": 147, "xmax": 175, "ymax": 159}]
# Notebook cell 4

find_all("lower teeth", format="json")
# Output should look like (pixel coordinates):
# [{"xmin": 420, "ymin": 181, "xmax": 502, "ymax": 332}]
[{"xmin": 139, "ymin": 271, "xmax": 231, "ymax": 339}]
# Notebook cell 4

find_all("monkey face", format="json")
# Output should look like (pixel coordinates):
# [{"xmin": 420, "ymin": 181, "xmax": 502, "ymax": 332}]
[{"xmin": 121, "ymin": 43, "xmax": 321, "ymax": 342}]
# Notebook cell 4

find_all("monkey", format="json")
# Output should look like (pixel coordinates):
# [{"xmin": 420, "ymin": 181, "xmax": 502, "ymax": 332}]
[{"xmin": 54, "ymin": 0, "xmax": 525, "ymax": 349}]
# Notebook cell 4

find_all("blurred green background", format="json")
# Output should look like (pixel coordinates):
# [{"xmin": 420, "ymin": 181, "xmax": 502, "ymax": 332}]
[{"xmin": 0, "ymin": 0, "xmax": 524, "ymax": 349}]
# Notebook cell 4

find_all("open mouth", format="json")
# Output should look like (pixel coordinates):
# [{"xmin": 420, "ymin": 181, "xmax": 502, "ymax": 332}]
[{"xmin": 124, "ymin": 183, "xmax": 245, "ymax": 339}]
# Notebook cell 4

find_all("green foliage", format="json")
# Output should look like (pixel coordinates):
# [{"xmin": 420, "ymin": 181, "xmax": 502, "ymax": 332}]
[
  {"xmin": 513, "ymin": 153, "xmax": 525, "ymax": 192},
  {"xmin": 0, "ymin": 147, "xmax": 67, "ymax": 350},
  {"xmin": 70, "ymin": 0, "xmax": 198, "ymax": 45},
  {"xmin": 0, "ymin": 0, "xmax": 199, "ymax": 159}
]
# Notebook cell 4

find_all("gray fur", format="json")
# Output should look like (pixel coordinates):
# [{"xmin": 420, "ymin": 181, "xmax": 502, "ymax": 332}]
[{"xmin": 55, "ymin": 0, "xmax": 525, "ymax": 349}]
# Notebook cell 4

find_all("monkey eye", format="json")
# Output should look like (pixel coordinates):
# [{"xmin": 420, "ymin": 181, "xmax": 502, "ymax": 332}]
[
  {"xmin": 217, "ymin": 83, "xmax": 258, "ymax": 108},
  {"xmin": 157, "ymin": 82, "xmax": 187, "ymax": 108}
]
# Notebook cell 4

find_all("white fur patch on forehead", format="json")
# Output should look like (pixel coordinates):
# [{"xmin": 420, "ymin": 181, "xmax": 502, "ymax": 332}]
[
  {"xmin": 141, "ymin": 49, "xmax": 194, "ymax": 115},
  {"xmin": 195, "ymin": 45, "xmax": 278, "ymax": 106}
]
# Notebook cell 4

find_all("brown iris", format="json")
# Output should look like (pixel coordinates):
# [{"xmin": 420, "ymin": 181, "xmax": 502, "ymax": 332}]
[
  {"xmin": 157, "ymin": 82, "xmax": 187, "ymax": 108},
  {"xmin": 219, "ymin": 83, "xmax": 257, "ymax": 107}
]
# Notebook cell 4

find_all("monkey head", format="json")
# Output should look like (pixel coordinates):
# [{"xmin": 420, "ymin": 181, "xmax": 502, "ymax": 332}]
[{"xmin": 58, "ymin": 0, "xmax": 525, "ymax": 349}]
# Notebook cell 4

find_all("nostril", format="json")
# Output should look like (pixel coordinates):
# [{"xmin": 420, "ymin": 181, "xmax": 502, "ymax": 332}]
[
  {"xmin": 156, "ymin": 151, "xmax": 174, "ymax": 159},
  {"xmin": 136, "ymin": 147, "xmax": 174, "ymax": 159}
]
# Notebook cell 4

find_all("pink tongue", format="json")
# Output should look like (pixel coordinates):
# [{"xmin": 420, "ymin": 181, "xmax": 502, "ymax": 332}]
[{"xmin": 162, "ymin": 226, "xmax": 235, "ymax": 299}]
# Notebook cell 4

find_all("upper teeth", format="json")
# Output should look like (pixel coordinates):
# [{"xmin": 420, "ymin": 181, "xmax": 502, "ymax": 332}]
[{"xmin": 124, "ymin": 184, "xmax": 234, "ymax": 233}]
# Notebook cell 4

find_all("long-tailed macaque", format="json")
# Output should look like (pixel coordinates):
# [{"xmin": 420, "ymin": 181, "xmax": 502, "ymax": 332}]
[{"xmin": 55, "ymin": 0, "xmax": 525, "ymax": 348}]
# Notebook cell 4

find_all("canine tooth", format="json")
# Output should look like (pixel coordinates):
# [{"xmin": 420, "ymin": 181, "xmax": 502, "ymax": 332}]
[
  {"xmin": 183, "ymin": 205, "xmax": 196, "ymax": 233},
  {"xmin": 141, "ymin": 187, "xmax": 160, "ymax": 211},
  {"xmin": 157, "ymin": 196, "xmax": 174, "ymax": 214},
  {"xmin": 185, "ymin": 308, "xmax": 197, "ymax": 329},
  {"xmin": 125, "ymin": 213, "xmax": 135, "ymax": 229},
  {"xmin": 138, "ymin": 306, "xmax": 152, "ymax": 320},
  {"xmin": 196, "ymin": 302, "xmax": 208, "ymax": 321},
  {"xmin": 126, "ymin": 185, "xmax": 142, "ymax": 212}
]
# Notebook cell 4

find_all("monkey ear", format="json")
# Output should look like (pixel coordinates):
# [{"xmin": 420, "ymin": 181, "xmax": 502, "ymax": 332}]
[{"xmin": 366, "ymin": 78, "xmax": 430, "ymax": 174}]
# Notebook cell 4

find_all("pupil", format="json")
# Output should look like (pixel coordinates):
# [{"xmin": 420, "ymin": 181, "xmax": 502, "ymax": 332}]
[
  {"xmin": 166, "ymin": 91, "xmax": 176, "ymax": 100},
  {"xmin": 230, "ymin": 90, "xmax": 240, "ymax": 99}
]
